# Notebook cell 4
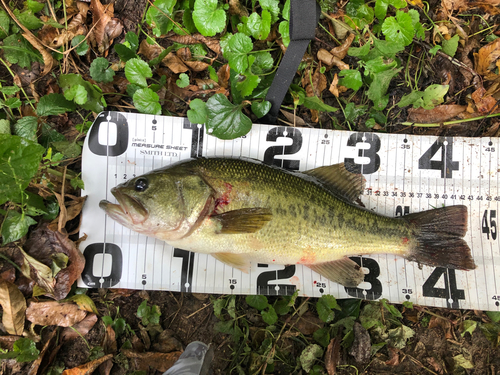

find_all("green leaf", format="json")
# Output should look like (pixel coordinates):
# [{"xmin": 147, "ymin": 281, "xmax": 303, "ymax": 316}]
[
  {"xmin": 251, "ymin": 100, "xmax": 271, "ymax": 118},
  {"xmin": 90, "ymin": 57, "xmax": 115, "ymax": 83},
  {"xmin": 13, "ymin": 116, "xmax": 37, "ymax": 142},
  {"xmin": 251, "ymin": 51, "xmax": 273, "ymax": 75},
  {"xmin": 224, "ymin": 33, "xmax": 253, "ymax": 73},
  {"xmin": 236, "ymin": 59, "xmax": 261, "ymax": 97},
  {"xmin": 176, "ymin": 73, "xmax": 190, "ymax": 88},
  {"xmin": 313, "ymin": 327, "xmax": 330, "ymax": 347},
  {"xmin": 37, "ymin": 93, "xmax": 76, "ymax": 116},
  {"xmin": 408, "ymin": 9, "xmax": 425, "ymax": 40},
  {"xmin": 259, "ymin": 0, "xmax": 280, "ymax": 23},
  {"xmin": 300, "ymin": 344, "xmax": 323, "ymax": 373},
  {"xmin": 344, "ymin": 103, "xmax": 368, "ymax": 123},
  {"xmin": 2, "ymin": 210, "xmax": 37, "ymax": 244},
  {"xmin": 262, "ymin": 306, "xmax": 278, "ymax": 325},
  {"xmin": 133, "ymin": 88, "xmax": 161, "ymax": 115},
  {"xmin": 239, "ymin": 11, "xmax": 271, "ymax": 40},
  {"xmin": 461, "ymin": 320, "xmax": 477, "ymax": 337},
  {"xmin": 303, "ymin": 96, "xmax": 337, "ymax": 112},
  {"xmin": 136, "ymin": 300, "xmax": 161, "ymax": 326},
  {"xmin": 367, "ymin": 68, "xmax": 401, "ymax": 110},
  {"xmin": 374, "ymin": 0, "xmax": 406, "ymax": 21},
  {"xmin": 12, "ymin": 338, "xmax": 39, "ymax": 362},
  {"xmin": 387, "ymin": 325, "xmax": 415, "ymax": 349},
  {"xmin": 487, "ymin": 311, "xmax": 500, "ymax": 323},
  {"xmin": 348, "ymin": 42, "xmax": 371, "ymax": 58},
  {"xmin": 4, "ymin": 98, "xmax": 22, "ymax": 109},
  {"xmin": 0, "ymin": 9, "xmax": 10, "ymax": 40},
  {"xmin": 442, "ymin": 34, "xmax": 460, "ymax": 57},
  {"xmin": 26, "ymin": 0, "xmax": 45, "ymax": 13},
  {"xmin": 193, "ymin": 0, "xmax": 226, "ymax": 37},
  {"xmin": 339, "ymin": 69, "xmax": 363, "ymax": 91},
  {"xmin": 13, "ymin": 9, "xmax": 42, "ymax": 30},
  {"xmin": 213, "ymin": 297, "xmax": 226, "ymax": 319},
  {"xmin": 0, "ymin": 119, "xmax": 10, "ymax": 135},
  {"xmin": 3, "ymin": 34, "xmax": 42, "ymax": 68},
  {"xmin": 0, "ymin": 134, "xmax": 45, "ymax": 205},
  {"xmin": 24, "ymin": 192, "xmax": 47, "ymax": 216},
  {"xmin": 64, "ymin": 85, "xmax": 88, "ymax": 105},
  {"xmin": 206, "ymin": 94, "xmax": 252, "ymax": 139},
  {"xmin": 421, "ymin": 84, "xmax": 448, "ymax": 109},
  {"xmin": 397, "ymin": 90, "xmax": 423, "ymax": 108},
  {"xmin": 52, "ymin": 141, "xmax": 82, "ymax": 158},
  {"xmin": 71, "ymin": 35, "xmax": 89, "ymax": 56},
  {"xmin": 0, "ymin": 85, "xmax": 20, "ymax": 96},
  {"xmin": 381, "ymin": 299, "xmax": 403, "ymax": 318},
  {"xmin": 125, "ymin": 58, "xmax": 153, "ymax": 87},
  {"xmin": 382, "ymin": 11, "xmax": 414, "ymax": 47},
  {"xmin": 43, "ymin": 199, "xmax": 59, "ymax": 221},
  {"xmin": 279, "ymin": 21, "xmax": 290, "ymax": 47},
  {"xmin": 428, "ymin": 44, "xmax": 442, "ymax": 56},
  {"xmin": 125, "ymin": 31, "xmax": 139, "ymax": 52},
  {"xmin": 282, "ymin": 0, "xmax": 290, "ymax": 20},
  {"xmin": 207, "ymin": 66, "xmax": 218, "ymax": 82},
  {"xmin": 227, "ymin": 295, "xmax": 236, "ymax": 319},
  {"xmin": 146, "ymin": 0, "xmax": 177, "ymax": 37},
  {"xmin": 316, "ymin": 295, "xmax": 338, "ymax": 323},
  {"xmin": 187, "ymin": 98, "xmax": 208, "ymax": 124},
  {"xmin": 273, "ymin": 297, "xmax": 291, "ymax": 316},
  {"xmin": 114, "ymin": 44, "xmax": 138, "ymax": 62},
  {"xmin": 58, "ymin": 74, "xmax": 104, "ymax": 113},
  {"xmin": 246, "ymin": 295, "xmax": 268, "ymax": 311}
]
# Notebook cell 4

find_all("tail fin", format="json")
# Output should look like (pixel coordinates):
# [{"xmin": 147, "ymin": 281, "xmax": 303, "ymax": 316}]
[{"xmin": 404, "ymin": 205, "xmax": 476, "ymax": 270}]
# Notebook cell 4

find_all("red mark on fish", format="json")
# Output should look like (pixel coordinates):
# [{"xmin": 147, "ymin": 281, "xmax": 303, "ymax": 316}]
[{"xmin": 214, "ymin": 182, "xmax": 233, "ymax": 212}]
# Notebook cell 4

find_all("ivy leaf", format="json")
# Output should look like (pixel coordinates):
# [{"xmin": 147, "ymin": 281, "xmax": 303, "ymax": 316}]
[
  {"xmin": 382, "ymin": 10, "xmax": 414, "ymax": 47},
  {"xmin": 37, "ymin": 93, "xmax": 76, "ymax": 116},
  {"xmin": 133, "ymin": 88, "xmax": 161, "ymax": 115},
  {"xmin": 125, "ymin": 58, "xmax": 153, "ymax": 87},
  {"xmin": 146, "ymin": 0, "xmax": 177, "ymax": 37},
  {"xmin": 3, "ymin": 34, "xmax": 42, "ymax": 68},
  {"xmin": 367, "ymin": 68, "xmax": 401, "ymax": 110},
  {"xmin": 279, "ymin": 21, "xmax": 290, "ymax": 47},
  {"xmin": 59, "ymin": 74, "xmax": 104, "ymax": 113},
  {"xmin": 2, "ymin": 210, "xmax": 37, "ymax": 244},
  {"xmin": 193, "ymin": 0, "xmax": 226, "ymax": 37},
  {"xmin": 13, "ymin": 117, "xmax": 37, "ymax": 142},
  {"xmin": 90, "ymin": 57, "xmax": 115, "ymax": 83},
  {"xmin": 374, "ymin": 0, "xmax": 406, "ymax": 21},
  {"xmin": 0, "ymin": 9, "xmax": 9, "ymax": 40},
  {"xmin": 187, "ymin": 98, "xmax": 208, "ymax": 124},
  {"xmin": 259, "ymin": 0, "xmax": 280, "ymax": 23},
  {"xmin": 224, "ymin": 33, "xmax": 253, "ymax": 73},
  {"xmin": 236, "ymin": 56, "xmax": 261, "ymax": 97},
  {"xmin": 206, "ymin": 93, "xmax": 252, "ymax": 139},
  {"xmin": 64, "ymin": 85, "xmax": 88, "ymax": 105},
  {"xmin": 339, "ymin": 69, "xmax": 363, "ymax": 91},
  {"xmin": 246, "ymin": 295, "xmax": 268, "ymax": 310},
  {"xmin": 27, "ymin": 0, "xmax": 45, "ymax": 13},
  {"xmin": 71, "ymin": 35, "xmax": 89, "ymax": 56},
  {"xmin": 251, "ymin": 100, "xmax": 271, "ymax": 118},
  {"xmin": 442, "ymin": 34, "xmax": 460, "ymax": 57},
  {"xmin": 262, "ymin": 306, "xmax": 278, "ymax": 325},
  {"xmin": 176, "ymin": 73, "xmax": 190, "ymax": 88}
]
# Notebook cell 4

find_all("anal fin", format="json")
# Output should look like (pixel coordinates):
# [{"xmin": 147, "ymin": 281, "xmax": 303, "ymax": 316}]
[
  {"xmin": 212, "ymin": 253, "xmax": 252, "ymax": 273},
  {"xmin": 306, "ymin": 257, "xmax": 365, "ymax": 287},
  {"xmin": 212, "ymin": 208, "xmax": 272, "ymax": 234}
]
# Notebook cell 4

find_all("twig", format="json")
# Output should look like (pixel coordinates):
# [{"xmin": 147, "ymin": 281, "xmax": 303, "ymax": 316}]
[{"xmin": 400, "ymin": 112, "xmax": 500, "ymax": 128}]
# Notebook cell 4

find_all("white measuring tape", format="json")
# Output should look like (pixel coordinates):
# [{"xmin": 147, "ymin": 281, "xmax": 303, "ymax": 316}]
[{"xmin": 78, "ymin": 111, "xmax": 500, "ymax": 311}]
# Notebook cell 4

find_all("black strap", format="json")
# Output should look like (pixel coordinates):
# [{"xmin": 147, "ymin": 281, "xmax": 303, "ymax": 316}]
[{"xmin": 260, "ymin": 0, "xmax": 320, "ymax": 124}]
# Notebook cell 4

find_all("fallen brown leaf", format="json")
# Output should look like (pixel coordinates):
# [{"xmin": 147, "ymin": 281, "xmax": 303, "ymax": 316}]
[
  {"xmin": 228, "ymin": 0, "xmax": 249, "ymax": 17},
  {"xmin": 26, "ymin": 301, "xmax": 87, "ymax": 327},
  {"xmin": 217, "ymin": 64, "xmax": 230, "ymax": 89},
  {"xmin": 102, "ymin": 325, "xmax": 117, "ymax": 354},
  {"xmin": 428, "ymin": 316, "xmax": 453, "ymax": 339},
  {"xmin": 168, "ymin": 33, "xmax": 222, "ymax": 55},
  {"xmin": 317, "ymin": 49, "xmax": 349, "ymax": 70},
  {"xmin": 24, "ymin": 223, "xmax": 86, "ymax": 300},
  {"xmin": 61, "ymin": 313, "xmax": 98, "ymax": 342},
  {"xmin": 325, "ymin": 337, "xmax": 341, "ymax": 375},
  {"xmin": 28, "ymin": 328, "xmax": 58, "ymax": 375},
  {"xmin": 18, "ymin": 248, "xmax": 56, "ymax": 297},
  {"xmin": 89, "ymin": 0, "xmax": 123, "ymax": 54},
  {"xmin": 0, "ymin": 280, "xmax": 26, "ymax": 335},
  {"xmin": 162, "ymin": 52, "xmax": 189, "ymax": 73},
  {"xmin": 475, "ymin": 37, "xmax": 500, "ymax": 77},
  {"xmin": 407, "ymin": 104, "xmax": 467, "ymax": 123},
  {"xmin": 385, "ymin": 347, "xmax": 400, "ymax": 366},
  {"xmin": 331, "ymin": 33, "xmax": 355, "ymax": 59},
  {"xmin": 152, "ymin": 329, "xmax": 183, "ymax": 353},
  {"xmin": 348, "ymin": 322, "xmax": 371, "ymax": 363},
  {"xmin": 62, "ymin": 354, "xmax": 113, "ymax": 375},
  {"xmin": 471, "ymin": 86, "xmax": 498, "ymax": 114},
  {"xmin": 122, "ymin": 350, "xmax": 182, "ymax": 372},
  {"xmin": 280, "ymin": 110, "xmax": 307, "ymax": 126},
  {"xmin": 137, "ymin": 39, "xmax": 163, "ymax": 61},
  {"xmin": 184, "ymin": 60, "xmax": 210, "ymax": 72}
]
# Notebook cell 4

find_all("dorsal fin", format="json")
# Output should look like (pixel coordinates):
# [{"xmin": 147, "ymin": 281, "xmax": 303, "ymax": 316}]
[{"xmin": 302, "ymin": 162, "xmax": 365, "ymax": 202}]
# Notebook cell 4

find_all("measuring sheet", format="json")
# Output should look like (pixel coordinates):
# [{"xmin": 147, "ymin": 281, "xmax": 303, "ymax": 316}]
[{"xmin": 78, "ymin": 111, "xmax": 500, "ymax": 311}]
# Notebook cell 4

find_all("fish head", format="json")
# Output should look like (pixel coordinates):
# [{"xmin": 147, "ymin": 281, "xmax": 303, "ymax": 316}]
[{"xmin": 99, "ymin": 168, "xmax": 214, "ymax": 241}]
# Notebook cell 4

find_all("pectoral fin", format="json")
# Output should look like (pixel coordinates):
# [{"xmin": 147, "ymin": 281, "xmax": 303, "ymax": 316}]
[
  {"xmin": 211, "ymin": 208, "xmax": 272, "ymax": 234},
  {"xmin": 306, "ymin": 257, "xmax": 365, "ymax": 287},
  {"xmin": 212, "ymin": 253, "xmax": 252, "ymax": 273}
]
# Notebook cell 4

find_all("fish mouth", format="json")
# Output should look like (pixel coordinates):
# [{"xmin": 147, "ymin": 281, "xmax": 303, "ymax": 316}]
[{"xmin": 99, "ymin": 188, "xmax": 149, "ymax": 226}]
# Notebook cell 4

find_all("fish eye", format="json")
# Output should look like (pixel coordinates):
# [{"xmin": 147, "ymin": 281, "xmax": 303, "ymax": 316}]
[{"xmin": 134, "ymin": 177, "xmax": 148, "ymax": 192}]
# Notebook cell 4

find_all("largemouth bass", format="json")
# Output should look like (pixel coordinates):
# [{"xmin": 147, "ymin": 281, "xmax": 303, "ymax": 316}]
[{"xmin": 99, "ymin": 158, "xmax": 476, "ymax": 287}]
